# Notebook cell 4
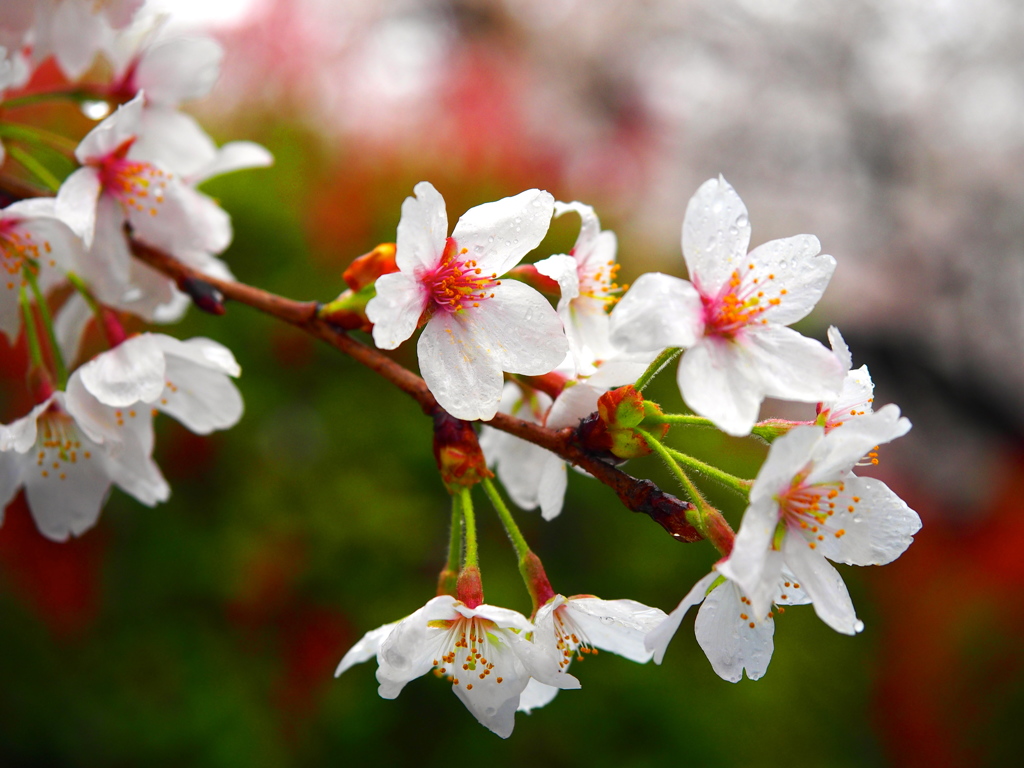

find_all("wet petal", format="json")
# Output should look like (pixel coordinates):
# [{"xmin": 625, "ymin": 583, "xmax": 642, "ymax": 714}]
[
  {"xmin": 681, "ymin": 176, "xmax": 752, "ymax": 295},
  {"xmin": 694, "ymin": 580, "xmax": 775, "ymax": 682},
  {"xmin": 452, "ymin": 188, "xmax": 554, "ymax": 277},
  {"xmin": 783, "ymin": 535, "xmax": 863, "ymax": 635},
  {"xmin": 646, "ymin": 571, "xmax": 719, "ymax": 664},
  {"xmin": 395, "ymin": 181, "xmax": 447, "ymax": 273},
  {"xmin": 746, "ymin": 235, "xmax": 835, "ymax": 325},
  {"xmin": 677, "ymin": 339, "xmax": 762, "ymax": 436},
  {"xmin": 367, "ymin": 271, "xmax": 429, "ymax": 350},
  {"xmin": 609, "ymin": 272, "xmax": 702, "ymax": 352}
]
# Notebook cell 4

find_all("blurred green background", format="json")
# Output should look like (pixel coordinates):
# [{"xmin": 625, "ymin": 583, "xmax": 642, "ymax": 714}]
[{"xmin": 3, "ymin": 1, "xmax": 1024, "ymax": 766}]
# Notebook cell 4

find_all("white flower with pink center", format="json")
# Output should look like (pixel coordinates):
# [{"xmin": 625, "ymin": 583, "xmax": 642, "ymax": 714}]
[
  {"xmin": 1, "ymin": 198, "xmax": 83, "ymax": 343},
  {"xmin": 518, "ymin": 594, "xmax": 666, "ymax": 713},
  {"xmin": 609, "ymin": 176, "xmax": 844, "ymax": 436},
  {"xmin": 367, "ymin": 182, "xmax": 568, "ymax": 421},
  {"xmin": 719, "ymin": 406, "xmax": 921, "ymax": 635},
  {"xmin": 0, "ymin": 381, "xmax": 167, "ymax": 542},
  {"xmin": 335, "ymin": 595, "xmax": 578, "ymax": 738},
  {"xmin": 814, "ymin": 326, "xmax": 876, "ymax": 431},
  {"xmin": 55, "ymin": 93, "xmax": 232, "ymax": 312},
  {"xmin": 534, "ymin": 201, "xmax": 622, "ymax": 371},
  {"xmin": 645, "ymin": 569, "xmax": 810, "ymax": 683}
]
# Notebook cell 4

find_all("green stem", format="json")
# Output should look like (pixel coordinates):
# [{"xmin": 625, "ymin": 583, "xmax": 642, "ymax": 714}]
[
  {"xmin": 662, "ymin": 445, "xmax": 752, "ymax": 497},
  {"xmin": 0, "ymin": 121, "xmax": 78, "ymax": 156},
  {"xmin": 5, "ymin": 144, "xmax": 62, "ymax": 192},
  {"xmin": 637, "ymin": 427, "xmax": 712, "ymax": 522},
  {"xmin": 19, "ymin": 287, "xmax": 46, "ymax": 374},
  {"xmin": 23, "ymin": 267, "xmax": 67, "ymax": 388},
  {"xmin": 1, "ymin": 88, "xmax": 99, "ymax": 110},
  {"xmin": 460, "ymin": 487, "xmax": 479, "ymax": 568},
  {"xmin": 634, "ymin": 347, "xmax": 682, "ymax": 391},
  {"xmin": 643, "ymin": 412, "xmax": 718, "ymax": 428},
  {"xmin": 481, "ymin": 475, "xmax": 530, "ymax": 560},
  {"xmin": 447, "ymin": 493, "xmax": 464, "ymax": 573}
]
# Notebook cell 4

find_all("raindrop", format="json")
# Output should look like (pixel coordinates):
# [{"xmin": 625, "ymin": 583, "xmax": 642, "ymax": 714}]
[
  {"xmin": 474, "ymin": 244, "xmax": 484, "ymax": 254},
  {"xmin": 729, "ymin": 226, "xmax": 739, "ymax": 237},
  {"xmin": 600, "ymin": 616, "xmax": 615, "ymax": 625},
  {"xmin": 736, "ymin": 214, "xmax": 749, "ymax": 228},
  {"xmin": 81, "ymin": 100, "xmax": 111, "ymax": 120}
]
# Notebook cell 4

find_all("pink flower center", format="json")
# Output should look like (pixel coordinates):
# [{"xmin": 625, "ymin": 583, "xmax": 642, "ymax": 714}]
[
  {"xmin": 93, "ymin": 139, "xmax": 171, "ymax": 217},
  {"xmin": 1, "ymin": 220, "xmax": 53, "ymax": 292},
  {"xmin": 422, "ymin": 237, "xmax": 499, "ymax": 313},
  {"xmin": 700, "ymin": 266, "xmax": 785, "ymax": 339}
]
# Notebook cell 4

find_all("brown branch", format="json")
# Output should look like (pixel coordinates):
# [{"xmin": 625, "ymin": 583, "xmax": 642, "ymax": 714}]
[{"xmin": 131, "ymin": 241, "xmax": 702, "ymax": 543}]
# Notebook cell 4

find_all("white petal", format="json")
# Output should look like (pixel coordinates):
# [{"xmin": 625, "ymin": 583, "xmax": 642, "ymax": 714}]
[
  {"xmin": 0, "ymin": 451, "xmax": 27, "ymax": 512},
  {"xmin": 677, "ymin": 339, "xmax": 763, "ymax": 436},
  {"xmin": 24, "ymin": 429, "xmax": 112, "ymax": 541},
  {"xmin": 128, "ymin": 182, "xmax": 231, "ymax": 255},
  {"xmin": 681, "ymin": 176, "xmax": 751, "ymax": 295},
  {"xmin": 695, "ymin": 581, "xmax": 775, "ymax": 682},
  {"xmin": 451, "ymin": 188, "xmax": 554, "ymax": 277},
  {"xmin": 609, "ymin": 272, "xmax": 702, "ymax": 352},
  {"xmin": 133, "ymin": 107, "xmax": 217, "ymax": 178},
  {"xmin": 749, "ymin": 426, "xmax": 824, "ymax": 505},
  {"xmin": 158, "ymin": 346, "xmax": 244, "ymax": 434},
  {"xmin": 76, "ymin": 93, "xmax": 145, "ymax": 162},
  {"xmin": 827, "ymin": 326, "xmax": 852, "ymax": 372},
  {"xmin": 646, "ymin": 571, "xmax": 719, "ymax": 664},
  {"xmin": 469, "ymin": 280, "xmax": 568, "ymax": 376},
  {"xmin": 783, "ymin": 535, "xmax": 863, "ymax": 635},
  {"xmin": 806, "ymin": 404, "xmax": 910, "ymax": 484},
  {"xmin": 819, "ymin": 475, "xmax": 921, "ymax": 566},
  {"xmin": 517, "ymin": 679, "xmax": 560, "ymax": 714},
  {"xmin": 189, "ymin": 141, "xmax": 273, "ymax": 185},
  {"xmin": 417, "ymin": 310, "xmax": 505, "ymax": 421},
  {"xmin": 534, "ymin": 253, "xmax": 580, "ymax": 306},
  {"xmin": 153, "ymin": 335, "xmax": 241, "ymax": 377},
  {"xmin": 55, "ymin": 167, "xmax": 102, "ymax": 247},
  {"xmin": 717, "ymin": 495, "xmax": 780, "ymax": 604},
  {"xmin": 824, "ymin": 365, "xmax": 875, "ymax": 427},
  {"xmin": 395, "ymin": 181, "xmax": 447, "ymax": 273},
  {"xmin": 554, "ymin": 200, "xmax": 601, "ymax": 259},
  {"xmin": 135, "ymin": 35, "xmax": 223, "ymax": 106},
  {"xmin": 366, "ymin": 272, "xmax": 428, "ymax": 350},
  {"xmin": 0, "ymin": 399, "xmax": 52, "ymax": 453},
  {"xmin": 744, "ymin": 325, "xmax": 845, "ymax": 404},
  {"xmin": 546, "ymin": 382, "xmax": 601, "ymax": 430},
  {"xmin": 335, "ymin": 621, "xmax": 399, "ymax": 677},
  {"xmin": 376, "ymin": 597, "xmax": 453, "ymax": 698},
  {"xmin": 536, "ymin": 455, "xmax": 567, "ymax": 521},
  {"xmin": 78, "ymin": 334, "xmax": 167, "ymax": 407},
  {"xmin": 745, "ymin": 235, "xmax": 835, "ymax": 325},
  {"xmin": 566, "ymin": 597, "xmax": 668, "ymax": 662},
  {"xmin": 83, "ymin": 195, "xmax": 133, "ymax": 302}
]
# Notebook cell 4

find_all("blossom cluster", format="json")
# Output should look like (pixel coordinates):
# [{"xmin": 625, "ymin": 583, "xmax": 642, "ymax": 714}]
[
  {"xmin": 2, "ymin": 3, "xmax": 269, "ymax": 539},
  {"xmin": 340, "ymin": 176, "xmax": 919, "ymax": 733},
  {"xmin": 1, "ymin": 0, "xmax": 921, "ymax": 744}
]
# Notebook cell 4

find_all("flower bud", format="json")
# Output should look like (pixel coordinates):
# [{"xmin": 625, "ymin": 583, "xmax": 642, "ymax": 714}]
[
  {"xmin": 456, "ymin": 565, "xmax": 484, "ymax": 609},
  {"xmin": 343, "ymin": 243, "xmax": 398, "ymax": 292},
  {"xmin": 432, "ymin": 411, "xmax": 493, "ymax": 494},
  {"xmin": 750, "ymin": 418, "xmax": 797, "ymax": 443},
  {"xmin": 580, "ymin": 385, "xmax": 669, "ymax": 460},
  {"xmin": 519, "ymin": 551, "xmax": 556, "ymax": 611}
]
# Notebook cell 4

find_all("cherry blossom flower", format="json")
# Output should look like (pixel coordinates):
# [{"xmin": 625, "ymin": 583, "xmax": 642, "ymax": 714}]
[
  {"xmin": 645, "ymin": 569, "xmax": 809, "ymax": 683},
  {"xmin": 815, "ymin": 326, "xmax": 876, "ymax": 431},
  {"xmin": 533, "ymin": 201, "xmax": 621, "ymax": 372},
  {"xmin": 336, "ymin": 595, "xmax": 578, "ymax": 738},
  {"xmin": 609, "ymin": 176, "xmax": 844, "ymax": 436},
  {"xmin": 71, "ymin": 332, "xmax": 243, "ymax": 435},
  {"xmin": 55, "ymin": 93, "xmax": 231, "ymax": 307},
  {"xmin": 0, "ymin": 377, "xmax": 167, "ymax": 541},
  {"xmin": 1, "ymin": 197, "xmax": 83, "ymax": 343},
  {"xmin": 718, "ymin": 406, "xmax": 921, "ymax": 634},
  {"xmin": 366, "ymin": 182, "xmax": 567, "ymax": 421},
  {"xmin": 519, "ymin": 594, "xmax": 667, "ymax": 712}
]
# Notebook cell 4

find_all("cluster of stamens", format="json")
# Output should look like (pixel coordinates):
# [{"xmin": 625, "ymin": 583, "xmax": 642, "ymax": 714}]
[
  {"xmin": 579, "ymin": 258, "xmax": 626, "ymax": 309},
  {"xmin": 431, "ymin": 617, "xmax": 504, "ymax": 690},
  {"xmin": 701, "ymin": 265, "xmax": 787, "ymax": 339},
  {"xmin": 423, "ymin": 238, "xmax": 500, "ymax": 313},
  {"xmin": 35, "ymin": 411, "xmax": 92, "ymax": 481},
  {"xmin": 94, "ymin": 141, "xmax": 170, "ymax": 218},
  {"xmin": 778, "ymin": 478, "xmax": 856, "ymax": 550},
  {"xmin": 2, "ymin": 223, "xmax": 53, "ymax": 292},
  {"xmin": 552, "ymin": 606, "xmax": 598, "ymax": 669}
]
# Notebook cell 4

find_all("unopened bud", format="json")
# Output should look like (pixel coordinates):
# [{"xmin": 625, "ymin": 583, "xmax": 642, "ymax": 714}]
[
  {"xmin": 701, "ymin": 507, "xmax": 736, "ymax": 556},
  {"xmin": 582, "ymin": 385, "xmax": 669, "ymax": 460},
  {"xmin": 432, "ymin": 411, "xmax": 493, "ymax": 494},
  {"xmin": 519, "ymin": 551, "xmax": 556, "ymax": 611},
  {"xmin": 456, "ymin": 565, "xmax": 484, "ymax": 609},
  {"xmin": 319, "ymin": 288, "xmax": 372, "ymax": 331},
  {"xmin": 751, "ymin": 419, "xmax": 798, "ymax": 443},
  {"xmin": 343, "ymin": 243, "xmax": 398, "ymax": 292}
]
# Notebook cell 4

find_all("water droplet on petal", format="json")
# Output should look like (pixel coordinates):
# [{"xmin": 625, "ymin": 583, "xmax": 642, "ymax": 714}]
[
  {"xmin": 81, "ymin": 100, "xmax": 111, "ymax": 120},
  {"xmin": 737, "ymin": 213, "xmax": 749, "ymax": 228}
]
